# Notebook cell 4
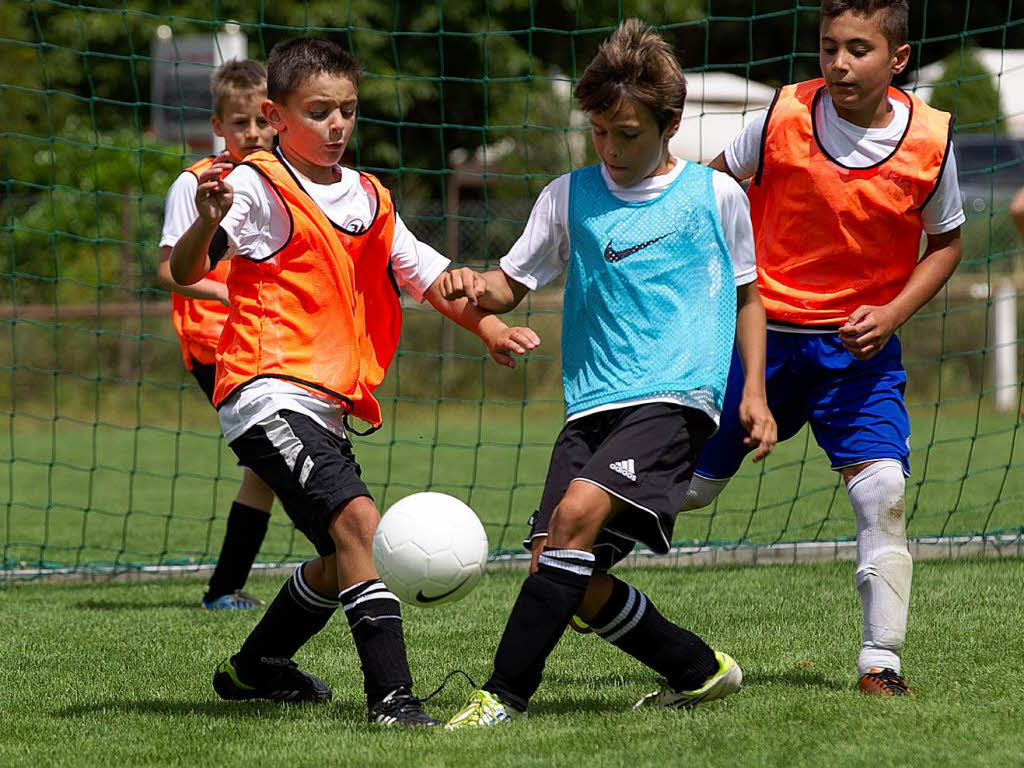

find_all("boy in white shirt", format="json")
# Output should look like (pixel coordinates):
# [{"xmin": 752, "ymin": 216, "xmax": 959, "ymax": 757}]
[
  {"xmin": 171, "ymin": 37, "xmax": 537, "ymax": 725},
  {"xmin": 683, "ymin": 0, "xmax": 965, "ymax": 696},
  {"xmin": 441, "ymin": 19, "xmax": 774, "ymax": 727},
  {"xmin": 157, "ymin": 59, "xmax": 277, "ymax": 611}
]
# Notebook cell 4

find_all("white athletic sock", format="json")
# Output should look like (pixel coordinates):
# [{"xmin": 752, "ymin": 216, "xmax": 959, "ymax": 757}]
[
  {"xmin": 847, "ymin": 460, "xmax": 912, "ymax": 676},
  {"xmin": 681, "ymin": 475, "xmax": 730, "ymax": 510}
]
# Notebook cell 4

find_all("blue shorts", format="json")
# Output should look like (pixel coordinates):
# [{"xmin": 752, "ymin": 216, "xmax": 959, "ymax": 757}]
[{"xmin": 696, "ymin": 330, "xmax": 911, "ymax": 479}]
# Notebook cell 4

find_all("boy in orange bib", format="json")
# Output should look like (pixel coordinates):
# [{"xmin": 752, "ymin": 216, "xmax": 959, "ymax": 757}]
[
  {"xmin": 171, "ymin": 38, "xmax": 537, "ymax": 725},
  {"xmin": 157, "ymin": 60, "xmax": 277, "ymax": 611},
  {"xmin": 685, "ymin": 0, "xmax": 964, "ymax": 696}
]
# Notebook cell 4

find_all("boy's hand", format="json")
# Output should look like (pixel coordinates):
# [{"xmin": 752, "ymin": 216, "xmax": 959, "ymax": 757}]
[
  {"xmin": 195, "ymin": 154, "xmax": 235, "ymax": 223},
  {"xmin": 439, "ymin": 267, "xmax": 488, "ymax": 305},
  {"xmin": 482, "ymin": 322, "xmax": 540, "ymax": 368},
  {"xmin": 215, "ymin": 282, "xmax": 230, "ymax": 307},
  {"xmin": 739, "ymin": 396, "xmax": 776, "ymax": 462},
  {"xmin": 838, "ymin": 304, "xmax": 900, "ymax": 360}
]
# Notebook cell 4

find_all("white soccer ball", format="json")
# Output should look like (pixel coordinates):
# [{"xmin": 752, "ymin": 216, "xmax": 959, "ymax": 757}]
[{"xmin": 372, "ymin": 492, "xmax": 488, "ymax": 607}]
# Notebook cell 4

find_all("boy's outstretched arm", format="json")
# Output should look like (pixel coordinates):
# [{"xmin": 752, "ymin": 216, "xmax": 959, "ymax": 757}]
[
  {"xmin": 709, "ymin": 152, "xmax": 743, "ymax": 182},
  {"xmin": 425, "ymin": 277, "xmax": 540, "ymax": 368},
  {"xmin": 170, "ymin": 160, "xmax": 235, "ymax": 285},
  {"xmin": 157, "ymin": 247, "xmax": 229, "ymax": 305},
  {"xmin": 839, "ymin": 227, "xmax": 962, "ymax": 360},
  {"xmin": 437, "ymin": 267, "xmax": 530, "ymax": 313},
  {"xmin": 735, "ymin": 281, "xmax": 776, "ymax": 461}
]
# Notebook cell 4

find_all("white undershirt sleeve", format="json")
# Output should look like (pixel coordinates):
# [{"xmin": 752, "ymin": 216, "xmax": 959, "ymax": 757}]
[
  {"xmin": 723, "ymin": 107, "xmax": 770, "ymax": 181},
  {"xmin": 217, "ymin": 165, "xmax": 279, "ymax": 261},
  {"xmin": 159, "ymin": 171, "xmax": 199, "ymax": 248},
  {"xmin": 921, "ymin": 141, "xmax": 966, "ymax": 235},
  {"xmin": 389, "ymin": 212, "xmax": 451, "ymax": 302},
  {"xmin": 498, "ymin": 174, "xmax": 571, "ymax": 291},
  {"xmin": 711, "ymin": 171, "xmax": 758, "ymax": 286}
]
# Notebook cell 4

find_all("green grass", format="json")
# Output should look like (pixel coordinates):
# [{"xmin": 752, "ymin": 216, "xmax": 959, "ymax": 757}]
[
  {"xmin": 1, "ymin": 560, "xmax": 1022, "ymax": 767},
  {"xmin": 3, "ymin": 398, "xmax": 1024, "ymax": 574}
]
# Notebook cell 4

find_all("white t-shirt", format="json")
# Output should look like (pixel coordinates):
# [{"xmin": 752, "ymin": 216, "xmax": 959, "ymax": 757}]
[
  {"xmin": 160, "ymin": 171, "xmax": 201, "ymax": 248},
  {"xmin": 499, "ymin": 158, "xmax": 757, "ymax": 292},
  {"xmin": 724, "ymin": 91, "xmax": 966, "ymax": 235},
  {"xmin": 212, "ymin": 152, "xmax": 450, "ymax": 443},
  {"xmin": 499, "ymin": 158, "xmax": 757, "ymax": 421}
]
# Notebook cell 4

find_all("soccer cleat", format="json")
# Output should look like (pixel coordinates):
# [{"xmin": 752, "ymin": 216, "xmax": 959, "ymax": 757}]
[
  {"xmin": 201, "ymin": 591, "xmax": 266, "ymax": 611},
  {"xmin": 445, "ymin": 689, "xmax": 513, "ymax": 729},
  {"xmin": 858, "ymin": 667, "xmax": 912, "ymax": 696},
  {"xmin": 212, "ymin": 656, "xmax": 332, "ymax": 703},
  {"xmin": 634, "ymin": 651, "xmax": 743, "ymax": 709},
  {"xmin": 368, "ymin": 687, "xmax": 439, "ymax": 726}
]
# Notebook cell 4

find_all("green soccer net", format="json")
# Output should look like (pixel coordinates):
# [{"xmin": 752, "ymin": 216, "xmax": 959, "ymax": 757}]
[{"xmin": 2, "ymin": 2, "xmax": 1023, "ymax": 580}]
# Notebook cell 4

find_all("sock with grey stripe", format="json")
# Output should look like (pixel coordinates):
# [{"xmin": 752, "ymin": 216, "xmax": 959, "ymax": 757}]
[
  {"xmin": 484, "ymin": 547, "xmax": 594, "ymax": 711},
  {"xmin": 236, "ymin": 562, "xmax": 339, "ymax": 670},
  {"xmin": 590, "ymin": 575, "xmax": 718, "ymax": 692},
  {"xmin": 340, "ymin": 579, "xmax": 413, "ymax": 706}
]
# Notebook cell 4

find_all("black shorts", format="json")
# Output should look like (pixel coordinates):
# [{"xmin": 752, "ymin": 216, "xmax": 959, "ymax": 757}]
[
  {"xmin": 189, "ymin": 359, "xmax": 217, "ymax": 405},
  {"xmin": 228, "ymin": 410, "xmax": 371, "ymax": 557},
  {"xmin": 525, "ymin": 402, "xmax": 714, "ymax": 570}
]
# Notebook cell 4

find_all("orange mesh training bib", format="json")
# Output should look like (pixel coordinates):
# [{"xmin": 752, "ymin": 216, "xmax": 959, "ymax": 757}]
[
  {"xmin": 171, "ymin": 156, "xmax": 232, "ymax": 368},
  {"xmin": 747, "ymin": 79, "xmax": 953, "ymax": 327},
  {"xmin": 212, "ymin": 150, "xmax": 401, "ymax": 430}
]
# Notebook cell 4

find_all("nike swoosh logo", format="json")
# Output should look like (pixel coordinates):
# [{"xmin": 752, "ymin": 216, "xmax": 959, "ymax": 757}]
[
  {"xmin": 604, "ymin": 232, "xmax": 673, "ymax": 262},
  {"xmin": 415, "ymin": 576, "xmax": 471, "ymax": 604}
]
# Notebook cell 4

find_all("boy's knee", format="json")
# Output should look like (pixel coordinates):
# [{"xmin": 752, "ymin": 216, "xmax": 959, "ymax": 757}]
[
  {"xmin": 328, "ymin": 496, "xmax": 379, "ymax": 551},
  {"xmin": 548, "ymin": 496, "xmax": 601, "ymax": 548}
]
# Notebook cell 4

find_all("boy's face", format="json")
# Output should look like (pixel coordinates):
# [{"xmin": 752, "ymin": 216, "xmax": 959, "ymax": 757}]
[
  {"xmin": 820, "ymin": 11, "xmax": 910, "ymax": 116},
  {"xmin": 211, "ymin": 90, "xmax": 276, "ymax": 162},
  {"xmin": 590, "ymin": 97, "xmax": 677, "ymax": 187},
  {"xmin": 264, "ymin": 72, "xmax": 357, "ymax": 170}
]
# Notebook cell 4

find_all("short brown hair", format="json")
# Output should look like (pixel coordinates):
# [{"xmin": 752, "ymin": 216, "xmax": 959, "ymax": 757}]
[
  {"xmin": 575, "ymin": 19, "xmax": 686, "ymax": 133},
  {"xmin": 210, "ymin": 59, "xmax": 267, "ymax": 115},
  {"xmin": 821, "ymin": 0, "xmax": 910, "ymax": 51},
  {"xmin": 267, "ymin": 37, "xmax": 362, "ymax": 104}
]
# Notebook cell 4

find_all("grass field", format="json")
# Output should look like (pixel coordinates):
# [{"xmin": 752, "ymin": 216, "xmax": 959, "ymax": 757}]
[
  {"xmin": 2, "ymin": 559, "xmax": 1023, "ymax": 767},
  {"xmin": 3, "ymin": 395, "xmax": 1024, "ymax": 574}
]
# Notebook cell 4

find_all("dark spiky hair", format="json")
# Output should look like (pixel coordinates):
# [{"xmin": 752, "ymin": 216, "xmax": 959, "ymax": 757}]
[
  {"xmin": 821, "ymin": 0, "xmax": 910, "ymax": 51},
  {"xmin": 266, "ymin": 37, "xmax": 362, "ymax": 103}
]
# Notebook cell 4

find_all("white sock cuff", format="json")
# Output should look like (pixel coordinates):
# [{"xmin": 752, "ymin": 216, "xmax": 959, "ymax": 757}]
[
  {"xmin": 289, "ymin": 562, "xmax": 341, "ymax": 612},
  {"xmin": 682, "ymin": 475, "xmax": 730, "ymax": 510}
]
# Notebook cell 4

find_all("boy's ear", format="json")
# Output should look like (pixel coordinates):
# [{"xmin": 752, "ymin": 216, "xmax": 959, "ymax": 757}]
[
  {"xmin": 262, "ymin": 98, "xmax": 286, "ymax": 132},
  {"xmin": 210, "ymin": 113, "xmax": 225, "ymax": 138},
  {"xmin": 891, "ymin": 42, "xmax": 911, "ymax": 76},
  {"xmin": 662, "ymin": 111, "xmax": 682, "ymax": 141}
]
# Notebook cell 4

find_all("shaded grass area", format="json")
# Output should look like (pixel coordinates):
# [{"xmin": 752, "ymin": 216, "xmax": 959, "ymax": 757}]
[
  {"xmin": 3, "ymin": 399, "xmax": 1024, "ymax": 572},
  {"xmin": 2, "ymin": 560, "xmax": 1023, "ymax": 767}
]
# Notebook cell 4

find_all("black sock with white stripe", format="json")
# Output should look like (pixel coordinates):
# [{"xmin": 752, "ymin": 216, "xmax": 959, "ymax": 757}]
[
  {"xmin": 484, "ymin": 547, "xmax": 594, "ymax": 711},
  {"xmin": 590, "ymin": 575, "xmax": 718, "ymax": 692},
  {"xmin": 235, "ymin": 562, "xmax": 338, "ymax": 674},
  {"xmin": 340, "ymin": 579, "xmax": 412, "ymax": 706}
]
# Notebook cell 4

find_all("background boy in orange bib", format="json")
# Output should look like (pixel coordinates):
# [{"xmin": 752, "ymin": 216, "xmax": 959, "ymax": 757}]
[
  {"xmin": 685, "ymin": 0, "xmax": 964, "ymax": 695},
  {"xmin": 157, "ymin": 60, "xmax": 278, "ymax": 611},
  {"xmin": 171, "ymin": 37, "xmax": 537, "ymax": 725}
]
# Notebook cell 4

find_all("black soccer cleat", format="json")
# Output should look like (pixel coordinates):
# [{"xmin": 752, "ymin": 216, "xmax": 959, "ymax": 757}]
[
  {"xmin": 213, "ymin": 656, "xmax": 332, "ymax": 703},
  {"xmin": 368, "ymin": 687, "xmax": 440, "ymax": 726}
]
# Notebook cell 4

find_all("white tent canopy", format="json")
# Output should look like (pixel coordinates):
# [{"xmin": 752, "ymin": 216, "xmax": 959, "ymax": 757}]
[{"xmin": 669, "ymin": 71, "xmax": 777, "ymax": 163}]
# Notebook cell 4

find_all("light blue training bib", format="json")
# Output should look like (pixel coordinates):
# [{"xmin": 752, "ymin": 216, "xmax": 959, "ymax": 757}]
[{"xmin": 562, "ymin": 161, "xmax": 736, "ymax": 422}]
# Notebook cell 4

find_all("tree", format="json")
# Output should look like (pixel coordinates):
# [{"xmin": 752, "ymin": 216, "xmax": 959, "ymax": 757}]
[{"xmin": 927, "ymin": 46, "xmax": 1004, "ymax": 133}]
